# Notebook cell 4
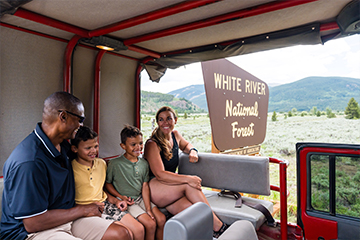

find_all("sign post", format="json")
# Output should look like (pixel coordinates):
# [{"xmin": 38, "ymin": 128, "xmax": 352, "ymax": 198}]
[{"xmin": 201, "ymin": 59, "xmax": 269, "ymax": 152}]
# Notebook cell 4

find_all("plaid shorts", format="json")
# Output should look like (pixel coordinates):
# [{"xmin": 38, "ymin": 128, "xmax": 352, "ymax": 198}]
[{"xmin": 101, "ymin": 200, "xmax": 128, "ymax": 221}]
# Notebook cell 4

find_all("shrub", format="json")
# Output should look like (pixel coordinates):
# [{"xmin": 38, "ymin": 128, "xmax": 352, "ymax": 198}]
[
  {"xmin": 272, "ymin": 111, "xmax": 277, "ymax": 121},
  {"xmin": 311, "ymin": 106, "xmax": 317, "ymax": 116},
  {"xmin": 353, "ymin": 172, "xmax": 360, "ymax": 182}
]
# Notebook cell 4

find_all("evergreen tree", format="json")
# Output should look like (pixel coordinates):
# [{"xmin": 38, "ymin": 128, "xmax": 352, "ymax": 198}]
[
  {"xmin": 271, "ymin": 111, "xmax": 277, "ymax": 121},
  {"xmin": 345, "ymin": 98, "xmax": 360, "ymax": 119},
  {"xmin": 184, "ymin": 111, "xmax": 188, "ymax": 119}
]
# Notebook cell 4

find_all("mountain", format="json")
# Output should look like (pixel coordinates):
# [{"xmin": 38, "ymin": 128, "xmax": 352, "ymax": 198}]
[
  {"xmin": 168, "ymin": 85, "xmax": 208, "ymax": 111},
  {"xmin": 141, "ymin": 91, "xmax": 205, "ymax": 114},
  {"xmin": 142, "ymin": 76, "xmax": 360, "ymax": 113},
  {"xmin": 269, "ymin": 76, "xmax": 360, "ymax": 112}
]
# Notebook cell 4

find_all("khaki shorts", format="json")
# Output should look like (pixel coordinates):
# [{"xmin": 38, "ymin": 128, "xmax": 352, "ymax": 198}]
[
  {"xmin": 26, "ymin": 216, "xmax": 113, "ymax": 240},
  {"xmin": 128, "ymin": 196, "xmax": 156, "ymax": 218}
]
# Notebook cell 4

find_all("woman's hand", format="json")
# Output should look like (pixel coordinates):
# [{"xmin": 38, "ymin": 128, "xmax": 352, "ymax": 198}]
[
  {"xmin": 189, "ymin": 150, "xmax": 198, "ymax": 163},
  {"xmin": 187, "ymin": 175, "xmax": 202, "ymax": 190}
]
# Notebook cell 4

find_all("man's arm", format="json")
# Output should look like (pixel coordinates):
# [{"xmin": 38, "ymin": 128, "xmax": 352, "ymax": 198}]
[{"xmin": 22, "ymin": 203, "xmax": 102, "ymax": 233}]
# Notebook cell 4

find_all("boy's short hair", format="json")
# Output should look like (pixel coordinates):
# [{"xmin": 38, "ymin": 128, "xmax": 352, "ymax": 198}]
[
  {"xmin": 121, "ymin": 125, "xmax": 143, "ymax": 144},
  {"xmin": 71, "ymin": 126, "xmax": 98, "ymax": 147}
]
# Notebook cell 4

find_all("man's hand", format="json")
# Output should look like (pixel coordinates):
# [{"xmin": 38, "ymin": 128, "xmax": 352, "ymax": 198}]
[
  {"xmin": 94, "ymin": 201, "xmax": 105, "ymax": 213},
  {"xmin": 77, "ymin": 203, "xmax": 103, "ymax": 217}
]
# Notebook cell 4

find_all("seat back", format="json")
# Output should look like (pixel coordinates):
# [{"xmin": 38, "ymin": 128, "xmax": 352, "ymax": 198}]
[
  {"xmin": 163, "ymin": 202, "xmax": 213, "ymax": 240},
  {"xmin": 178, "ymin": 152, "xmax": 270, "ymax": 195}
]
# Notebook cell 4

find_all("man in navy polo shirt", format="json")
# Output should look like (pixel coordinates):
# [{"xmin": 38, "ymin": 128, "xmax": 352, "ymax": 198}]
[{"xmin": 1, "ymin": 92, "xmax": 131, "ymax": 240}]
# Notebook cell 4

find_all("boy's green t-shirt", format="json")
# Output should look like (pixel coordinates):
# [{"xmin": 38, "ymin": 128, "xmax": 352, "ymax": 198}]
[{"xmin": 106, "ymin": 155, "xmax": 149, "ymax": 200}]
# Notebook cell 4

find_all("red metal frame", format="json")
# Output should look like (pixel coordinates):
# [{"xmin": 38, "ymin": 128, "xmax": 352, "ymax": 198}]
[
  {"xmin": 127, "ymin": 45, "xmax": 161, "ymax": 59},
  {"xmin": 64, "ymin": 35, "xmax": 83, "ymax": 92},
  {"xmin": 0, "ymin": 22, "xmax": 68, "ymax": 43},
  {"xmin": 135, "ymin": 65, "xmax": 142, "ymax": 129},
  {"xmin": 93, "ymin": 50, "xmax": 106, "ymax": 135},
  {"xmin": 123, "ymin": 0, "xmax": 319, "ymax": 46},
  {"xmin": 269, "ymin": 157, "xmax": 289, "ymax": 240},
  {"xmin": 13, "ymin": 8, "xmax": 158, "ymax": 58},
  {"xmin": 89, "ymin": 0, "xmax": 222, "ymax": 37},
  {"xmin": 14, "ymin": 8, "xmax": 89, "ymax": 37},
  {"xmin": 320, "ymin": 22, "xmax": 340, "ymax": 32},
  {"xmin": 0, "ymin": 22, "xmax": 138, "ymax": 63},
  {"xmin": 297, "ymin": 147, "xmax": 346, "ymax": 239},
  {"xmin": 136, "ymin": 58, "xmax": 153, "ymax": 128}
]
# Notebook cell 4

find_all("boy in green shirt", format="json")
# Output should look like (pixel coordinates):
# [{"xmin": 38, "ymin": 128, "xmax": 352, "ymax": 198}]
[{"xmin": 105, "ymin": 125, "xmax": 165, "ymax": 240}]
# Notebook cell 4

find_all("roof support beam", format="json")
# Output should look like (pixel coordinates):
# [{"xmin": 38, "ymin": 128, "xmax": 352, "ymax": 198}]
[
  {"xmin": 14, "ymin": 8, "xmax": 89, "ymax": 37},
  {"xmin": 12, "ymin": 8, "xmax": 160, "ymax": 58},
  {"xmin": 89, "ymin": 0, "xmax": 222, "ymax": 37},
  {"xmin": 124, "ymin": 0, "xmax": 320, "ymax": 46},
  {"xmin": 94, "ymin": 50, "xmax": 106, "ymax": 135}
]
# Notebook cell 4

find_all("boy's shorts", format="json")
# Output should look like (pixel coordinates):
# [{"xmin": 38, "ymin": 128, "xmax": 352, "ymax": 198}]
[
  {"xmin": 128, "ymin": 196, "xmax": 157, "ymax": 218},
  {"xmin": 101, "ymin": 200, "xmax": 128, "ymax": 221}
]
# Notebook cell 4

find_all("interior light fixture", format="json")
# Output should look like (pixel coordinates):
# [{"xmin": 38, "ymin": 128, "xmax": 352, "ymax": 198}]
[
  {"xmin": 96, "ymin": 45, "xmax": 114, "ymax": 51},
  {"xmin": 81, "ymin": 36, "xmax": 127, "ymax": 51}
]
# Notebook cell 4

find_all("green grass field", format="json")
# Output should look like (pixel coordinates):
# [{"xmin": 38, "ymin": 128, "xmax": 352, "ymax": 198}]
[{"xmin": 141, "ymin": 113, "xmax": 360, "ymax": 223}]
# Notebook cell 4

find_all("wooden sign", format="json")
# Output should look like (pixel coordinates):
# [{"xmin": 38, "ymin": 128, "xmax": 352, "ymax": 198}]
[{"xmin": 202, "ymin": 59, "xmax": 269, "ymax": 151}]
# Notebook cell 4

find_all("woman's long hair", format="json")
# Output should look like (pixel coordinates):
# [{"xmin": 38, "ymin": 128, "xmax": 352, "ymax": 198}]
[{"xmin": 151, "ymin": 106, "xmax": 177, "ymax": 160}]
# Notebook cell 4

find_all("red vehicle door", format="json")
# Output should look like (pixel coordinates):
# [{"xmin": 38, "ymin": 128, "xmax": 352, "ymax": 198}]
[{"xmin": 297, "ymin": 143, "xmax": 360, "ymax": 240}]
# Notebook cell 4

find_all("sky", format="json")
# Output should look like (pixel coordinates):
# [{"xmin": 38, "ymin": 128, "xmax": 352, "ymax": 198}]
[{"xmin": 141, "ymin": 34, "xmax": 360, "ymax": 93}]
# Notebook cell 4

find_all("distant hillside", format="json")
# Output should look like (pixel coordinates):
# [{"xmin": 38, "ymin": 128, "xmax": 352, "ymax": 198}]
[
  {"xmin": 168, "ymin": 85, "xmax": 208, "ymax": 111},
  {"xmin": 141, "ymin": 91, "xmax": 205, "ymax": 114},
  {"xmin": 142, "ymin": 77, "xmax": 360, "ymax": 113},
  {"xmin": 269, "ymin": 76, "xmax": 360, "ymax": 112}
]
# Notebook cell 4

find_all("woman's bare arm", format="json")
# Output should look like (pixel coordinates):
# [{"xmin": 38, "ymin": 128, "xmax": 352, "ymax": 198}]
[
  {"xmin": 173, "ymin": 130, "xmax": 198, "ymax": 163},
  {"xmin": 144, "ymin": 140, "xmax": 201, "ymax": 190}
]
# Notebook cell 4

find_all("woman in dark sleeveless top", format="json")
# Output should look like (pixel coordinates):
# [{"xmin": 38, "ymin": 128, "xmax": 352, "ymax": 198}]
[{"xmin": 144, "ymin": 106, "xmax": 228, "ymax": 238}]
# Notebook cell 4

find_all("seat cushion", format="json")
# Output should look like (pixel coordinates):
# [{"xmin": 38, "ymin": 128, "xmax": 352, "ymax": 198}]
[
  {"xmin": 203, "ymin": 189, "xmax": 273, "ymax": 230},
  {"xmin": 218, "ymin": 220, "xmax": 258, "ymax": 240}
]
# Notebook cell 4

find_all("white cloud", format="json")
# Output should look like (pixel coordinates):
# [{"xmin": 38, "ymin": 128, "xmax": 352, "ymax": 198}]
[{"xmin": 142, "ymin": 34, "xmax": 360, "ymax": 93}]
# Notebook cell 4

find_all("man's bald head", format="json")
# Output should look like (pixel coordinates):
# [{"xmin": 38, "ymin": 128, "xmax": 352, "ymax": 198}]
[{"xmin": 43, "ymin": 92, "xmax": 83, "ymax": 123}]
